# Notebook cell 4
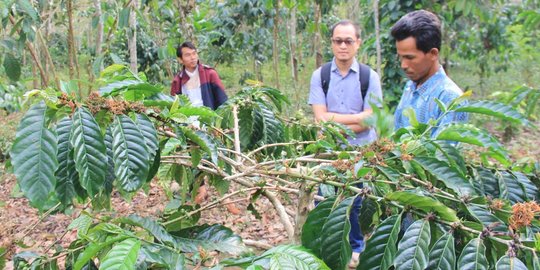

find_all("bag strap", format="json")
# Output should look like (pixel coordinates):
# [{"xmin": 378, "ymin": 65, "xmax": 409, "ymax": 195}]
[{"xmin": 321, "ymin": 62, "xmax": 332, "ymax": 96}]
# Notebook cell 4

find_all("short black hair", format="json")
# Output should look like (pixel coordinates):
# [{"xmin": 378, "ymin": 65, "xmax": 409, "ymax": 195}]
[
  {"xmin": 176, "ymin": 41, "xmax": 197, "ymax": 58},
  {"xmin": 330, "ymin": 20, "xmax": 361, "ymax": 39},
  {"xmin": 390, "ymin": 10, "xmax": 441, "ymax": 53}
]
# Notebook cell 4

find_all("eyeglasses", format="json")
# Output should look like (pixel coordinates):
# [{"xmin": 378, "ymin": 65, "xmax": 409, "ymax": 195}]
[{"xmin": 331, "ymin": 38, "xmax": 356, "ymax": 46}]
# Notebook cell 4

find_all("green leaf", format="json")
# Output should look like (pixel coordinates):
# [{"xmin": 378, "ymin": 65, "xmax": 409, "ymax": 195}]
[
  {"xmin": 112, "ymin": 115, "xmax": 150, "ymax": 192},
  {"xmin": 385, "ymin": 191, "xmax": 459, "ymax": 222},
  {"xmin": 255, "ymin": 103, "xmax": 285, "ymax": 147},
  {"xmin": 16, "ymin": 0, "xmax": 39, "ymax": 21},
  {"xmin": 436, "ymin": 124, "xmax": 507, "ymax": 157},
  {"xmin": 467, "ymin": 204, "xmax": 507, "ymax": 232},
  {"xmin": 190, "ymin": 147, "xmax": 202, "ymax": 167},
  {"xmin": 495, "ymin": 255, "xmax": 528, "ymax": 270},
  {"xmin": 173, "ymin": 224, "xmax": 246, "ymax": 255},
  {"xmin": 73, "ymin": 235, "xmax": 129, "ymax": 270},
  {"xmin": 118, "ymin": 7, "xmax": 130, "ymax": 29},
  {"xmin": 99, "ymin": 238, "xmax": 141, "ymax": 270},
  {"xmin": 320, "ymin": 197, "xmax": 355, "ymax": 270},
  {"xmin": 3, "ymin": 53, "xmax": 21, "ymax": 81},
  {"xmin": 104, "ymin": 127, "xmax": 115, "ymax": 193},
  {"xmin": 263, "ymin": 245, "xmax": 330, "ymax": 270},
  {"xmin": 498, "ymin": 171, "xmax": 527, "ymax": 203},
  {"xmin": 123, "ymin": 84, "xmax": 163, "ymax": 101},
  {"xmin": 403, "ymin": 108, "xmax": 420, "ymax": 128},
  {"xmin": 434, "ymin": 141, "xmax": 467, "ymax": 175},
  {"xmin": 71, "ymin": 107, "xmax": 107, "ymax": 196},
  {"xmin": 376, "ymin": 166, "xmax": 401, "ymax": 182},
  {"xmin": 301, "ymin": 197, "xmax": 336, "ymax": 256},
  {"xmin": 358, "ymin": 214, "xmax": 402, "ymax": 270},
  {"xmin": 414, "ymin": 157, "xmax": 476, "ymax": 196},
  {"xmin": 457, "ymin": 238, "xmax": 488, "ymax": 270},
  {"xmin": 55, "ymin": 117, "xmax": 81, "ymax": 206},
  {"xmin": 511, "ymin": 172, "xmax": 538, "ymax": 201},
  {"xmin": 140, "ymin": 245, "xmax": 186, "ymax": 270},
  {"xmin": 116, "ymin": 215, "xmax": 178, "ymax": 248},
  {"xmin": 68, "ymin": 213, "xmax": 93, "ymax": 235},
  {"xmin": 394, "ymin": 219, "xmax": 431, "ymax": 270},
  {"xmin": 239, "ymin": 106, "xmax": 254, "ymax": 149},
  {"xmin": 474, "ymin": 167, "xmax": 499, "ymax": 197},
  {"xmin": 174, "ymin": 106, "xmax": 219, "ymax": 122},
  {"xmin": 135, "ymin": 114, "xmax": 159, "ymax": 171},
  {"xmin": 358, "ymin": 198, "xmax": 380, "ymax": 233},
  {"xmin": 454, "ymin": 101, "xmax": 528, "ymax": 124},
  {"xmin": 178, "ymin": 126, "xmax": 218, "ymax": 164},
  {"xmin": 11, "ymin": 102, "xmax": 57, "ymax": 208},
  {"xmin": 427, "ymin": 233, "xmax": 456, "ymax": 270}
]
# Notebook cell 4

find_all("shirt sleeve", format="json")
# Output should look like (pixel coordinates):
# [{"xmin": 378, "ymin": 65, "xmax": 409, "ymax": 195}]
[
  {"xmin": 364, "ymin": 69, "xmax": 383, "ymax": 110},
  {"xmin": 308, "ymin": 67, "xmax": 325, "ymax": 105},
  {"xmin": 171, "ymin": 74, "xmax": 181, "ymax": 96},
  {"xmin": 209, "ymin": 69, "xmax": 228, "ymax": 108}
]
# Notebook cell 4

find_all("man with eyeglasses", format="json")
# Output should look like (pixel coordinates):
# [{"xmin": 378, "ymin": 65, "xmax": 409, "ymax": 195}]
[{"xmin": 308, "ymin": 20, "xmax": 383, "ymax": 268}]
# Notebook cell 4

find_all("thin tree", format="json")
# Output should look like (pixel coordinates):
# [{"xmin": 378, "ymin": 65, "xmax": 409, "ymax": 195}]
[
  {"xmin": 374, "ymin": 0, "xmax": 381, "ymax": 76},
  {"xmin": 94, "ymin": 0, "xmax": 104, "ymax": 64},
  {"xmin": 287, "ymin": 2, "xmax": 299, "ymax": 83},
  {"xmin": 67, "ymin": 0, "xmax": 82, "ymax": 95},
  {"xmin": 314, "ymin": 0, "xmax": 323, "ymax": 68},
  {"xmin": 177, "ymin": 0, "xmax": 196, "ymax": 43},
  {"xmin": 128, "ymin": 0, "xmax": 138, "ymax": 73},
  {"xmin": 272, "ymin": 0, "xmax": 280, "ymax": 89}
]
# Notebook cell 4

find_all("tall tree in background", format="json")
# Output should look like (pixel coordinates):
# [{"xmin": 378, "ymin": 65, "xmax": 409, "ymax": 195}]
[
  {"xmin": 94, "ymin": 0, "xmax": 104, "ymax": 63},
  {"xmin": 67, "ymin": 0, "xmax": 81, "ymax": 85},
  {"xmin": 373, "ymin": 0, "xmax": 381, "ymax": 75},
  {"xmin": 313, "ymin": 0, "xmax": 323, "ymax": 68},
  {"xmin": 128, "ymin": 0, "xmax": 138, "ymax": 73},
  {"xmin": 272, "ymin": 0, "xmax": 281, "ymax": 88},
  {"xmin": 178, "ymin": 0, "xmax": 196, "ymax": 43},
  {"xmin": 286, "ymin": 1, "xmax": 299, "ymax": 84}
]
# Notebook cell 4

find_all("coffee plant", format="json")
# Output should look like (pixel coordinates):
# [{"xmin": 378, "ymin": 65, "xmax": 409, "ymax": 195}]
[{"xmin": 9, "ymin": 65, "xmax": 540, "ymax": 269}]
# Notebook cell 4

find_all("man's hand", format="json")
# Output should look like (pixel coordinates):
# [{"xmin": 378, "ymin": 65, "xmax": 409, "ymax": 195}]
[{"xmin": 312, "ymin": 104, "xmax": 372, "ymax": 132}]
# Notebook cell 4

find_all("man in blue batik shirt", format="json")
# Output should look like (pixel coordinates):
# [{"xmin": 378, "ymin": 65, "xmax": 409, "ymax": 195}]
[
  {"xmin": 308, "ymin": 20, "xmax": 383, "ymax": 268},
  {"xmin": 391, "ymin": 10, "xmax": 468, "ymax": 134}
]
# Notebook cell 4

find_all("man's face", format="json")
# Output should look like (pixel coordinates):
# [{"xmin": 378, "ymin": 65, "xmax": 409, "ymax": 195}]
[
  {"xmin": 396, "ymin": 37, "xmax": 438, "ymax": 84},
  {"xmin": 179, "ymin": 47, "xmax": 199, "ymax": 71},
  {"xmin": 331, "ymin": 24, "xmax": 361, "ymax": 63}
]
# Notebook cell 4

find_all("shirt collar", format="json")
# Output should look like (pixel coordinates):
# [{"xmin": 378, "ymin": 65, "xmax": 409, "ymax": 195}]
[
  {"xmin": 411, "ymin": 65, "xmax": 445, "ymax": 95},
  {"xmin": 331, "ymin": 57, "xmax": 359, "ymax": 74},
  {"xmin": 185, "ymin": 65, "xmax": 199, "ymax": 77}
]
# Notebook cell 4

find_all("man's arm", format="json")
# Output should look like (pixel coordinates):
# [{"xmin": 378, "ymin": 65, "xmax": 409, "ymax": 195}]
[
  {"xmin": 312, "ymin": 104, "xmax": 372, "ymax": 132},
  {"xmin": 207, "ymin": 68, "xmax": 228, "ymax": 108}
]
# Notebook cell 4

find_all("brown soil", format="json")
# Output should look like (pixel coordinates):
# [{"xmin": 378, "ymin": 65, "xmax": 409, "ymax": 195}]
[{"xmin": 0, "ymin": 169, "xmax": 294, "ymax": 269}]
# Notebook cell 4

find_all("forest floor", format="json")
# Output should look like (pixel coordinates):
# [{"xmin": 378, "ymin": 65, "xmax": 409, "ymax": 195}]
[{"xmin": 0, "ymin": 112, "xmax": 539, "ymax": 269}]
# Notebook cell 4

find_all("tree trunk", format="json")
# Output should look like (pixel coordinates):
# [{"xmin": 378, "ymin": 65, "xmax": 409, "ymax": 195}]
[
  {"xmin": 9, "ymin": 15, "xmax": 47, "ymax": 87},
  {"xmin": 348, "ymin": 0, "xmax": 360, "ymax": 21},
  {"xmin": 272, "ymin": 0, "xmax": 280, "ymax": 89},
  {"xmin": 294, "ymin": 181, "xmax": 315, "ymax": 244},
  {"xmin": 314, "ymin": 1, "xmax": 323, "ymax": 68},
  {"xmin": 373, "ymin": 0, "xmax": 382, "ymax": 76},
  {"xmin": 177, "ymin": 0, "xmax": 196, "ymax": 43},
  {"xmin": 128, "ymin": 0, "xmax": 138, "ymax": 73},
  {"xmin": 67, "ymin": 0, "xmax": 81, "ymax": 94},
  {"xmin": 94, "ymin": 0, "xmax": 104, "ymax": 61},
  {"xmin": 38, "ymin": 30, "xmax": 60, "ymax": 89},
  {"xmin": 288, "ymin": 2, "xmax": 298, "ymax": 83}
]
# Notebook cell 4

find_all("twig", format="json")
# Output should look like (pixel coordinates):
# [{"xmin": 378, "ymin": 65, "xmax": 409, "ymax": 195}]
[
  {"xmin": 247, "ymin": 141, "xmax": 316, "ymax": 157},
  {"xmin": 243, "ymin": 239, "xmax": 273, "ymax": 250},
  {"xmin": 232, "ymin": 105, "xmax": 242, "ymax": 162},
  {"xmin": 18, "ymin": 202, "xmax": 61, "ymax": 240}
]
